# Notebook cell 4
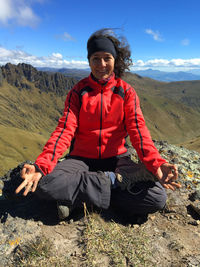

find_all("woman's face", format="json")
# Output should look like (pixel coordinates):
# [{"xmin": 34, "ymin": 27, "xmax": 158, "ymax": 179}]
[{"xmin": 89, "ymin": 51, "xmax": 115, "ymax": 80}]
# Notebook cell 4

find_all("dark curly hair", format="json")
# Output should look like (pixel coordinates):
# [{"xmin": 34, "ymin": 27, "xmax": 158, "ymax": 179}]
[{"xmin": 87, "ymin": 28, "xmax": 132, "ymax": 78}]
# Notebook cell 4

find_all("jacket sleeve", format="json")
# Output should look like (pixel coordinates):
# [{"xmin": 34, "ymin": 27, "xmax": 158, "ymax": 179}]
[
  {"xmin": 124, "ymin": 87, "xmax": 167, "ymax": 175},
  {"xmin": 34, "ymin": 87, "xmax": 80, "ymax": 175}
]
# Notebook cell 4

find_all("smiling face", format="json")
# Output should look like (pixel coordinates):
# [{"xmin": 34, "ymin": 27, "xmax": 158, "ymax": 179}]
[{"xmin": 89, "ymin": 51, "xmax": 115, "ymax": 80}]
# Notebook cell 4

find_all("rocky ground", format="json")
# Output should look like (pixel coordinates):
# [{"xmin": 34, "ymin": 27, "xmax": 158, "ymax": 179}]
[{"xmin": 0, "ymin": 141, "xmax": 200, "ymax": 267}]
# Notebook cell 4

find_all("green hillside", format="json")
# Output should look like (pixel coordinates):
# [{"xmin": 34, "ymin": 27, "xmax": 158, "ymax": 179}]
[
  {"xmin": 124, "ymin": 73, "xmax": 200, "ymax": 145},
  {"xmin": 0, "ymin": 80, "xmax": 66, "ymax": 133},
  {"xmin": 0, "ymin": 65, "xmax": 200, "ymax": 175},
  {"xmin": 0, "ymin": 125, "xmax": 47, "ymax": 175},
  {"xmin": 0, "ymin": 80, "xmax": 67, "ymax": 175},
  {"xmin": 179, "ymin": 136, "xmax": 200, "ymax": 152}
]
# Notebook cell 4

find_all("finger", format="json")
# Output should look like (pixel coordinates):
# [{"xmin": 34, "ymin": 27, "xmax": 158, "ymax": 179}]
[
  {"xmin": 32, "ymin": 180, "xmax": 39, "ymax": 192},
  {"xmin": 32, "ymin": 173, "xmax": 42, "ymax": 192},
  {"xmin": 21, "ymin": 164, "xmax": 35, "ymax": 177},
  {"xmin": 167, "ymin": 184, "xmax": 175, "ymax": 191},
  {"xmin": 173, "ymin": 169, "xmax": 178, "ymax": 180},
  {"xmin": 21, "ymin": 167, "xmax": 28, "ymax": 179},
  {"xmin": 170, "ymin": 181, "xmax": 182, "ymax": 188},
  {"xmin": 163, "ymin": 173, "xmax": 174, "ymax": 183},
  {"xmin": 171, "ymin": 165, "xmax": 178, "ymax": 179},
  {"xmin": 164, "ymin": 181, "xmax": 181, "ymax": 191},
  {"xmin": 15, "ymin": 180, "xmax": 28, "ymax": 194},
  {"xmin": 162, "ymin": 183, "xmax": 170, "ymax": 189},
  {"xmin": 29, "ymin": 165, "xmax": 35, "ymax": 173},
  {"xmin": 23, "ymin": 182, "xmax": 33, "ymax": 196}
]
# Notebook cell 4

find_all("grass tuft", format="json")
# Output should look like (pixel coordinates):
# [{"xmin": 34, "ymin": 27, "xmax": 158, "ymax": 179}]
[
  {"xmin": 13, "ymin": 236, "xmax": 71, "ymax": 267},
  {"xmin": 81, "ymin": 207, "xmax": 152, "ymax": 267}
]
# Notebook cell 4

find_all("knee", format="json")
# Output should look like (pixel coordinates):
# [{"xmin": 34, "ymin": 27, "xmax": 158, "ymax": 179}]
[
  {"xmin": 34, "ymin": 174, "xmax": 57, "ymax": 200},
  {"xmin": 151, "ymin": 183, "xmax": 167, "ymax": 211}
]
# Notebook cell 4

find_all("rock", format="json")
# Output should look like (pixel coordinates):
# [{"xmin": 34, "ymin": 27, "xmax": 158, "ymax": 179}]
[
  {"xmin": 194, "ymin": 185, "xmax": 200, "ymax": 200},
  {"xmin": 162, "ymin": 231, "xmax": 170, "ymax": 239},
  {"xmin": 168, "ymin": 240, "xmax": 184, "ymax": 251},
  {"xmin": 1, "ymin": 63, "xmax": 77, "ymax": 96},
  {"xmin": 190, "ymin": 200, "xmax": 200, "ymax": 217},
  {"xmin": 188, "ymin": 220, "xmax": 199, "ymax": 226}
]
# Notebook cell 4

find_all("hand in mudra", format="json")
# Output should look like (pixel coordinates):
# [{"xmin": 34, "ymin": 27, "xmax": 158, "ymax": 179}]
[
  {"xmin": 156, "ymin": 163, "xmax": 181, "ymax": 190},
  {"xmin": 15, "ymin": 164, "xmax": 42, "ymax": 196}
]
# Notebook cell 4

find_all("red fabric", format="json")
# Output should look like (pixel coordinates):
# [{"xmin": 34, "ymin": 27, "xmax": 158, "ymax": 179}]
[{"xmin": 35, "ymin": 73, "xmax": 166, "ymax": 175}]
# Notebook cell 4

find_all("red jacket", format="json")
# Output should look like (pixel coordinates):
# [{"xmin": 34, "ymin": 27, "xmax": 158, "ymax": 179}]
[{"xmin": 35, "ymin": 73, "xmax": 166, "ymax": 175}]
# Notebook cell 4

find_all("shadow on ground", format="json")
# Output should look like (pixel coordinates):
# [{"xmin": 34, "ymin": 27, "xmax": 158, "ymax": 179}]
[{"xmin": 1, "ymin": 162, "xmax": 148, "ymax": 227}]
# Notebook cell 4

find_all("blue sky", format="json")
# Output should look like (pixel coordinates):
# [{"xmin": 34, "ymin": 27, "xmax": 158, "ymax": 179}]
[{"xmin": 0, "ymin": 0, "xmax": 200, "ymax": 71}]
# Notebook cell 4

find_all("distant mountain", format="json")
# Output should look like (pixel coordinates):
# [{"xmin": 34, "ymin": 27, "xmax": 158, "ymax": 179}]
[
  {"xmin": 38, "ymin": 67, "xmax": 90, "ymax": 80},
  {"xmin": 133, "ymin": 68, "xmax": 200, "ymax": 82},
  {"xmin": 1, "ymin": 63, "xmax": 77, "ymax": 96},
  {"xmin": 187, "ymin": 69, "xmax": 200, "ymax": 75},
  {"xmin": 38, "ymin": 67, "xmax": 200, "ymax": 82}
]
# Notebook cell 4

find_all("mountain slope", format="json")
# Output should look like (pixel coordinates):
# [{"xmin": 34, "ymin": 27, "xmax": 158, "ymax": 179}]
[
  {"xmin": 0, "ymin": 64, "xmax": 77, "ymax": 174},
  {"xmin": 180, "ymin": 136, "xmax": 200, "ymax": 152},
  {"xmin": 0, "ymin": 80, "xmax": 68, "ymax": 175},
  {"xmin": 124, "ymin": 73, "xmax": 200, "ymax": 143},
  {"xmin": 0, "ymin": 125, "xmax": 48, "ymax": 175},
  {"xmin": 0, "ymin": 80, "xmax": 65, "ymax": 133},
  {"xmin": 0, "ymin": 64, "xmax": 200, "ymax": 174}
]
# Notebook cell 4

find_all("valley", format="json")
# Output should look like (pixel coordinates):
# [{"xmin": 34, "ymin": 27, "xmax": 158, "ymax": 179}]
[{"xmin": 0, "ymin": 63, "xmax": 200, "ymax": 175}]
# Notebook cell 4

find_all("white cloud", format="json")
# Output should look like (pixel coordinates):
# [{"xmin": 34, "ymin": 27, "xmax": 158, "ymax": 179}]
[
  {"xmin": 51, "ymin": 53, "xmax": 63, "ymax": 59},
  {"xmin": 169, "ymin": 58, "xmax": 200, "ymax": 67},
  {"xmin": 181, "ymin": 39, "xmax": 190, "ymax": 46},
  {"xmin": 132, "ymin": 58, "xmax": 200, "ymax": 71},
  {"xmin": 55, "ymin": 32, "xmax": 76, "ymax": 42},
  {"xmin": 0, "ymin": 0, "xmax": 40, "ymax": 27},
  {"xmin": 1, "ymin": 46, "xmax": 200, "ymax": 71},
  {"xmin": 0, "ymin": 0, "xmax": 12, "ymax": 23},
  {"xmin": 145, "ymin": 29, "xmax": 164, "ymax": 42},
  {"xmin": 0, "ymin": 47, "xmax": 89, "ymax": 68},
  {"xmin": 62, "ymin": 32, "xmax": 75, "ymax": 41}
]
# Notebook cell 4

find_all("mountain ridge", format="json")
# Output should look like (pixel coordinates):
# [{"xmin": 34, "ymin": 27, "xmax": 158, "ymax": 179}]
[
  {"xmin": 132, "ymin": 68, "xmax": 200, "ymax": 82},
  {"xmin": 1, "ymin": 63, "xmax": 77, "ymax": 96},
  {"xmin": 37, "ymin": 66, "xmax": 200, "ymax": 82},
  {"xmin": 0, "ymin": 63, "xmax": 200, "ymax": 174}
]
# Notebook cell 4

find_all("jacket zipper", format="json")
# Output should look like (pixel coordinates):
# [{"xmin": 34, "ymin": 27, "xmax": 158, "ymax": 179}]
[{"xmin": 99, "ymin": 87, "xmax": 103, "ymax": 159}]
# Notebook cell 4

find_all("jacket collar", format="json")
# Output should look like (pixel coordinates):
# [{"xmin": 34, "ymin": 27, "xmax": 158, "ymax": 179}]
[{"xmin": 88, "ymin": 72, "xmax": 117, "ymax": 90}]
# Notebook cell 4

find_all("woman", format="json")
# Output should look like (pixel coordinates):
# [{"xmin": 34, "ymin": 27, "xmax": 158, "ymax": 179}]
[{"xmin": 16, "ymin": 29, "xmax": 181, "ymax": 220}]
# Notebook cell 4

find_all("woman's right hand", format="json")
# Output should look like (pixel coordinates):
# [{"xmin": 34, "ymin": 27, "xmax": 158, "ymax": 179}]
[{"xmin": 16, "ymin": 164, "xmax": 42, "ymax": 196}]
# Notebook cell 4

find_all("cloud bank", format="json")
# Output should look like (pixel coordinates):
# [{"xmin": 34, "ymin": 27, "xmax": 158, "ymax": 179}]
[
  {"xmin": 0, "ymin": 46, "xmax": 200, "ymax": 71},
  {"xmin": 0, "ymin": 47, "xmax": 89, "ymax": 68},
  {"xmin": 0, "ymin": 0, "xmax": 40, "ymax": 27},
  {"xmin": 132, "ymin": 58, "xmax": 200, "ymax": 71}
]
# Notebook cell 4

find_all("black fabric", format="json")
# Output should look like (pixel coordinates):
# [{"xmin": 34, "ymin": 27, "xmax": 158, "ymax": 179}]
[
  {"xmin": 78, "ymin": 86, "xmax": 93, "ymax": 105},
  {"xmin": 87, "ymin": 36, "xmax": 117, "ymax": 59},
  {"xmin": 111, "ymin": 181, "xmax": 166, "ymax": 215},
  {"xmin": 35, "ymin": 155, "xmax": 167, "ymax": 215},
  {"xmin": 111, "ymin": 86, "xmax": 125, "ymax": 99},
  {"xmin": 36, "ymin": 157, "xmax": 111, "ymax": 209}
]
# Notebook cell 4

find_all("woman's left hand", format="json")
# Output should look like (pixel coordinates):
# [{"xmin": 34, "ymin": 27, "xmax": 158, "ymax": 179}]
[{"xmin": 156, "ymin": 163, "xmax": 181, "ymax": 190}]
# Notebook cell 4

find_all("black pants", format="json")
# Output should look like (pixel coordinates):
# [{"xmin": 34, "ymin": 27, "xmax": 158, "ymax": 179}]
[{"xmin": 35, "ymin": 155, "xmax": 167, "ymax": 216}]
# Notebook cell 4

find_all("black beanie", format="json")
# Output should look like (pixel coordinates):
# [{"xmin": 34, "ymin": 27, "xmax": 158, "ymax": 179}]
[{"xmin": 87, "ymin": 37, "xmax": 117, "ymax": 59}]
